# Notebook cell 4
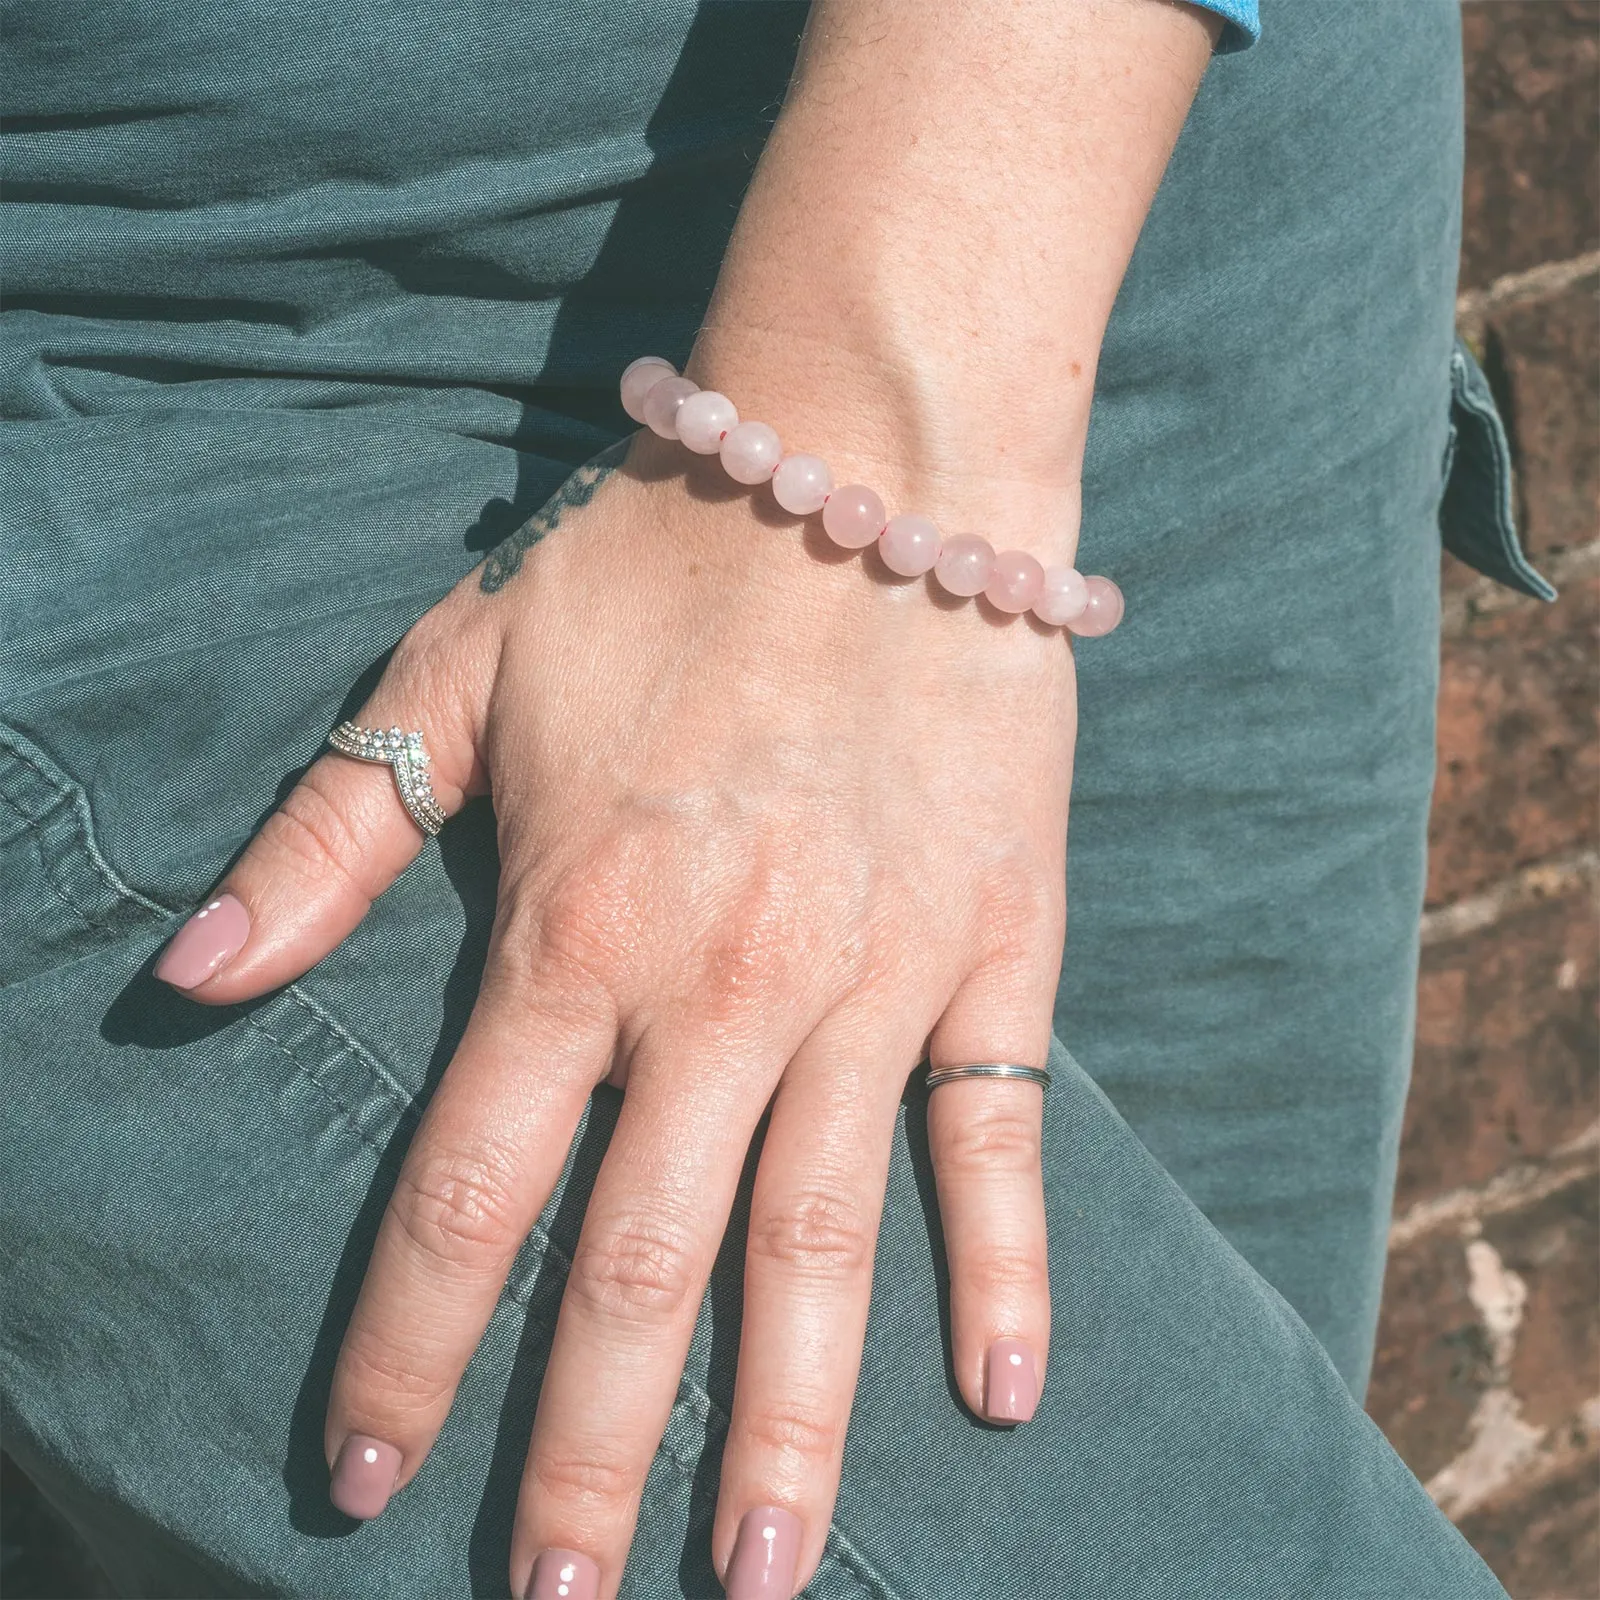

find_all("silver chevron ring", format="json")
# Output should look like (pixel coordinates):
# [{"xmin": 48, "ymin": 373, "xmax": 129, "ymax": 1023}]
[
  {"xmin": 924, "ymin": 1062, "xmax": 1053, "ymax": 1093},
  {"xmin": 327, "ymin": 721, "xmax": 447, "ymax": 837}
]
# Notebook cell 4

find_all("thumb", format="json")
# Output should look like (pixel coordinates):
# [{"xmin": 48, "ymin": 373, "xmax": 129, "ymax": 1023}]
[{"xmin": 154, "ymin": 613, "xmax": 490, "ymax": 1004}]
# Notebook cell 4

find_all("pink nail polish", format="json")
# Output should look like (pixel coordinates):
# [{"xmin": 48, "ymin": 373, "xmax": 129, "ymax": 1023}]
[
  {"xmin": 525, "ymin": 1549, "xmax": 600, "ymax": 1600},
  {"xmin": 725, "ymin": 1505, "xmax": 801, "ymax": 1599},
  {"xmin": 984, "ymin": 1338, "xmax": 1040, "ymax": 1423},
  {"xmin": 154, "ymin": 893, "xmax": 250, "ymax": 989},
  {"xmin": 329, "ymin": 1434, "xmax": 402, "ymax": 1520}
]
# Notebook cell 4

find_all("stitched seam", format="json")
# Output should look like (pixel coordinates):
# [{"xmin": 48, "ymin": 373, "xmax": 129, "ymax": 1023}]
[
  {"xmin": 242, "ymin": 1011, "xmax": 404, "ymax": 1164},
  {"xmin": 0, "ymin": 734, "xmax": 170, "ymax": 918},
  {"xmin": 0, "ymin": 788, "xmax": 117, "ymax": 933},
  {"xmin": 815, "ymin": 1528, "xmax": 902, "ymax": 1599},
  {"xmin": 1474, "ymin": 395, "xmax": 1555, "ymax": 597},
  {"xmin": 279, "ymin": 982, "xmax": 416, "ymax": 1111}
]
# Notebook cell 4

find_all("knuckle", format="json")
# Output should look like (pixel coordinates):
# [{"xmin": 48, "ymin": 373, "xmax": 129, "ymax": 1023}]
[
  {"xmin": 975, "ymin": 851, "xmax": 1063, "ymax": 963},
  {"xmin": 529, "ymin": 1441, "xmax": 639, "ymax": 1508},
  {"xmin": 751, "ymin": 1189, "xmax": 874, "ymax": 1281},
  {"xmin": 539, "ymin": 883, "xmax": 624, "ymax": 980},
  {"xmin": 697, "ymin": 892, "xmax": 796, "ymax": 1018},
  {"xmin": 338, "ymin": 1328, "xmax": 452, "ymax": 1415},
  {"xmin": 387, "ymin": 595, "xmax": 485, "ymax": 697},
  {"xmin": 938, "ymin": 1104, "xmax": 1042, "ymax": 1176},
  {"xmin": 486, "ymin": 906, "xmax": 616, "ymax": 1040},
  {"xmin": 567, "ymin": 1217, "xmax": 699, "ymax": 1326},
  {"xmin": 505, "ymin": 854, "xmax": 642, "ymax": 995},
  {"xmin": 387, "ymin": 610, "xmax": 447, "ymax": 677},
  {"xmin": 961, "ymin": 1243, "xmax": 1050, "ymax": 1305},
  {"xmin": 390, "ymin": 1142, "xmax": 524, "ymax": 1266},
  {"xmin": 960, "ymin": 1228, "xmax": 1049, "ymax": 1305},
  {"xmin": 691, "ymin": 841, "xmax": 815, "ymax": 1019},
  {"xmin": 737, "ymin": 1397, "xmax": 842, "ymax": 1470},
  {"xmin": 260, "ymin": 780, "xmax": 368, "ymax": 896}
]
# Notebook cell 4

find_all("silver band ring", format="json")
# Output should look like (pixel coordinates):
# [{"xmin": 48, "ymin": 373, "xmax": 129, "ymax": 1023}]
[
  {"xmin": 925, "ymin": 1062, "xmax": 1052, "ymax": 1092},
  {"xmin": 327, "ymin": 721, "xmax": 447, "ymax": 837}
]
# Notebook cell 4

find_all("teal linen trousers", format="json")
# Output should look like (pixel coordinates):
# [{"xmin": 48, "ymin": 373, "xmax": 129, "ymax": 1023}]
[{"xmin": 0, "ymin": 0, "xmax": 1551, "ymax": 1594}]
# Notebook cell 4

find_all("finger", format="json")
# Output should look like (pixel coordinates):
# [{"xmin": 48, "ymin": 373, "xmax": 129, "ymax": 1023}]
[
  {"xmin": 927, "ymin": 1072, "xmax": 1049, "ymax": 1425},
  {"xmin": 154, "ymin": 615, "xmax": 490, "ymax": 1003},
  {"xmin": 325, "ymin": 931, "xmax": 617, "ymax": 1521},
  {"xmin": 510, "ymin": 1017, "xmax": 800, "ymax": 1600},
  {"xmin": 925, "ymin": 905, "xmax": 1060, "ymax": 1426},
  {"xmin": 712, "ymin": 1002, "xmax": 918, "ymax": 1600}
]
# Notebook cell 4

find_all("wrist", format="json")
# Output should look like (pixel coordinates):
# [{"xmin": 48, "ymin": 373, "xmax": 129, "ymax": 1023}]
[
  {"xmin": 614, "ymin": 343, "xmax": 1124, "ymax": 636},
  {"xmin": 690, "ymin": 308, "xmax": 1091, "ymax": 485},
  {"xmin": 676, "ymin": 325, "xmax": 1089, "ymax": 568},
  {"xmin": 625, "ymin": 409, "xmax": 1084, "ymax": 583}
]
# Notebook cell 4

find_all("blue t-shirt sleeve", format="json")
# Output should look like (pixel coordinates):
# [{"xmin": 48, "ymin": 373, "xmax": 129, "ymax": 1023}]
[{"xmin": 1197, "ymin": 0, "xmax": 1259, "ymax": 54}]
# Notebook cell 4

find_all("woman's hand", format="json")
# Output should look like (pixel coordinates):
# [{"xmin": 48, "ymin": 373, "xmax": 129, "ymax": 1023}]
[
  {"xmin": 157, "ymin": 424, "xmax": 1078, "ymax": 1597},
  {"xmin": 154, "ymin": 0, "xmax": 1219, "ymax": 1586}
]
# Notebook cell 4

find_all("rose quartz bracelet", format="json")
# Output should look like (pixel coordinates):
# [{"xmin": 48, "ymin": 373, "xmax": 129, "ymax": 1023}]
[{"xmin": 619, "ymin": 356, "xmax": 1124, "ymax": 638}]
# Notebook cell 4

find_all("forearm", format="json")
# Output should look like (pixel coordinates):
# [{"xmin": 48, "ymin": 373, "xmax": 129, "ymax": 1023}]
[{"xmin": 687, "ymin": 0, "xmax": 1221, "ymax": 556}]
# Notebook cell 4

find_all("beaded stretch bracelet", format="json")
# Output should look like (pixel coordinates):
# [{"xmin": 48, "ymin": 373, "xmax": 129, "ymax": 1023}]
[{"xmin": 619, "ymin": 355, "xmax": 1123, "ymax": 637}]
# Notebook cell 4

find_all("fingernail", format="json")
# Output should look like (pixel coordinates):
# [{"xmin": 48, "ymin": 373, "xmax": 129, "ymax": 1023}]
[
  {"xmin": 154, "ymin": 893, "xmax": 250, "ymax": 989},
  {"xmin": 725, "ymin": 1505, "xmax": 802, "ymax": 1599},
  {"xmin": 525, "ymin": 1549, "xmax": 600, "ymax": 1600},
  {"xmin": 329, "ymin": 1434, "xmax": 402, "ymax": 1520},
  {"xmin": 984, "ymin": 1337, "xmax": 1040, "ymax": 1423}
]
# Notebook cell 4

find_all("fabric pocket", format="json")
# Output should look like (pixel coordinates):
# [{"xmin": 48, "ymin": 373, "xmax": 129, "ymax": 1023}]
[
  {"xmin": 1438, "ymin": 335, "xmax": 1558, "ymax": 601},
  {"xmin": 0, "ymin": 721, "xmax": 171, "ymax": 988}
]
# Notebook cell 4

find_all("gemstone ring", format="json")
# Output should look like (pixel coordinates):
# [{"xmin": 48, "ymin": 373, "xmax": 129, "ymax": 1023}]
[{"xmin": 326, "ymin": 721, "xmax": 446, "ymax": 837}]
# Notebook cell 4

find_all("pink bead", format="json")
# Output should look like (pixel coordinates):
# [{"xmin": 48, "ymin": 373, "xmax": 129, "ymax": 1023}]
[
  {"xmin": 934, "ymin": 533, "xmax": 996, "ymax": 598},
  {"xmin": 878, "ymin": 512, "xmax": 942, "ymax": 576},
  {"xmin": 1066, "ymin": 575, "xmax": 1125, "ymax": 637},
  {"xmin": 771, "ymin": 453, "xmax": 833, "ymax": 516},
  {"xmin": 620, "ymin": 356, "xmax": 676, "ymax": 423},
  {"xmin": 985, "ymin": 549, "xmax": 1045, "ymax": 613},
  {"xmin": 719, "ymin": 420, "xmax": 783, "ymax": 485},
  {"xmin": 1033, "ymin": 564, "xmax": 1090, "ymax": 625},
  {"xmin": 643, "ymin": 375, "xmax": 699, "ymax": 438},
  {"xmin": 821, "ymin": 483, "xmax": 886, "ymax": 548},
  {"xmin": 674, "ymin": 388, "xmax": 738, "ymax": 454}
]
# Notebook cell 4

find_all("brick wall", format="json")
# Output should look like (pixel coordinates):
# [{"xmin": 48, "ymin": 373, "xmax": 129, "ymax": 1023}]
[{"xmin": 1364, "ymin": 5, "xmax": 1600, "ymax": 1597}]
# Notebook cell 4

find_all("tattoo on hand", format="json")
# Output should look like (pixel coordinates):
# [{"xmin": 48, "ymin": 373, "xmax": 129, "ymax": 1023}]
[{"xmin": 479, "ymin": 433, "xmax": 632, "ymax": 593}]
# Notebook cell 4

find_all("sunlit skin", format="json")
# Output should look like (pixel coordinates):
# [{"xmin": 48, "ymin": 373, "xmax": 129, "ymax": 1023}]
[{"xmin": 158, "ymin": 2, "xmax": 1222, "ymax": 1594}]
